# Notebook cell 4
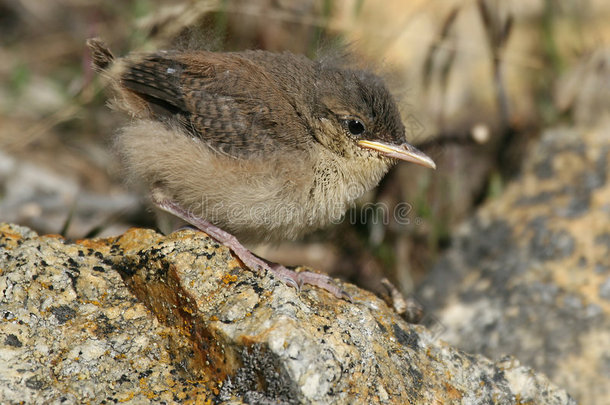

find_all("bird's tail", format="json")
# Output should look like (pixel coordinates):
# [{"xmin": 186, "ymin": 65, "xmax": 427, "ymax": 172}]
[{"xmin": 86, "ymin": 38, "xmax": 115, "ymax": 71}]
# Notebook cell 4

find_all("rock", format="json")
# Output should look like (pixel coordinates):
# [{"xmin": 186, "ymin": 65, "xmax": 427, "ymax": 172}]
[
  {"xmin": 0, "ymin": 149, "xmax": 142, "ymax": 238},
  {"xmin": 0, "ymin": 223, "xmax": 574, "ymax": 404},
  {"xmin": 418, "ymin": 120, "xmax": 610, "ymax": 405}
]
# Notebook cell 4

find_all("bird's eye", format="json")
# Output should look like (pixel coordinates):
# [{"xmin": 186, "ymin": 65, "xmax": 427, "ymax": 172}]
[{"xmin": 344, "ymin": 118, "xmax": 366, "ymax": 136}]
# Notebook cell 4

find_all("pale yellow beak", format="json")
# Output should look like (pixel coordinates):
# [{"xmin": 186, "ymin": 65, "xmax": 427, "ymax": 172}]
[{"xmin": 358, "ymin": 140, "xmax": 436, "ymax": 169}]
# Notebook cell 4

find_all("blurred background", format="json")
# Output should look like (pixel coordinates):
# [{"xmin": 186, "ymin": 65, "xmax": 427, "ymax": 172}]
[{"xmin": 1, "ymin": 0, "xmax": 609, "ymax": 297}]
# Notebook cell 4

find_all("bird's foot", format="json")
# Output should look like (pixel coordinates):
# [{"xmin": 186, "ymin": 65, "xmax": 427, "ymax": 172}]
[
  {"xmin": 152, "ymin": 192, "xmax": 349, "ymax": 300},
  {"xmin": 266, "ymin": 261, "xmax": 351, "ymax": 300}
]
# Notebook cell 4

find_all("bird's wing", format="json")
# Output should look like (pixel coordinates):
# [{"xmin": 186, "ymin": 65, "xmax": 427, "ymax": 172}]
[{"xmin": 120, "ymin": 51, "xmax": 310, "ymax": 158}]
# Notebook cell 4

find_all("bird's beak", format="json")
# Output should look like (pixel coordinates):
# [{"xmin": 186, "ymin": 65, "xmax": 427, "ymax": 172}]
[{"xmin": 357, "ymin": 140, "xmax": 436, "ymax": 169}]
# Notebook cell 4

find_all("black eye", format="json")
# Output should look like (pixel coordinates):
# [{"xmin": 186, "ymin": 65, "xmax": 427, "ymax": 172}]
[{"xmin": 344, "ymin": 119, "xmax": 366, "ymax": 136}]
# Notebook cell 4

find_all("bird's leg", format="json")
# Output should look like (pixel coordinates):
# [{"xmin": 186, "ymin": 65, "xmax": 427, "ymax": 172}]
[
  {"xmin": 152, "ymin": 196, "xmax": 298, "ymax": 289},
  {"xmin": 151, "ymin": 193, "xmax": 348, "ymax": 299}
]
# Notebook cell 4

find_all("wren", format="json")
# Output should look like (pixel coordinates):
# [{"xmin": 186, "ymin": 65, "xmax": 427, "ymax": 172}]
[{"xmin": 87, "ymin": 38, "xmax": 435, "ymax": 298}]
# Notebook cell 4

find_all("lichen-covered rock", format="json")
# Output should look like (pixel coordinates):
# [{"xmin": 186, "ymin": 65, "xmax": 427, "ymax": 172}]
[
  {"xmin": 1, "ymin": 223, "xmax": 573, "ymax": 404},
  {"xmin": 419, "ymin": 120, "xmax": 610, "ymax": 405},
  {"xmin": 0, "ymin": 224, "xmax": 211, "ymax": 403}
]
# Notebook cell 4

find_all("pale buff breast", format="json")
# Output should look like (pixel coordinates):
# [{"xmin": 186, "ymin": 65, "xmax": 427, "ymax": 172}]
[{"xmin": 116, "ymin": 120, "xmax": 391, "ymax": 244}]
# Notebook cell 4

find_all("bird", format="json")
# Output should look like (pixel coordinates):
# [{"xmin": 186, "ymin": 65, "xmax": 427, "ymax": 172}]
[{"xmin": 87, "ymin": 38, "xmax": 435, "ymax": 299}]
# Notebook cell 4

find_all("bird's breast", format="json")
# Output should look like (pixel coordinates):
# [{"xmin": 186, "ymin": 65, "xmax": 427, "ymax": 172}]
[{"xmin": 118, "ymin": 120, "xmax": 389, "ymax": 244}]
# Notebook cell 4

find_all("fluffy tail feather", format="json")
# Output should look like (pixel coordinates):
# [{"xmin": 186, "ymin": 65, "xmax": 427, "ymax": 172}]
[{"xmin": 87, "ymin": 38, "xmax": 114, "ymax": 71}]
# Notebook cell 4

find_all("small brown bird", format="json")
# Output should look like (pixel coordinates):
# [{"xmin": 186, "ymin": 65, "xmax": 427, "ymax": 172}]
[{"xmin": 87, "ymin": 38, "xmax": 435, "ymax": 298}]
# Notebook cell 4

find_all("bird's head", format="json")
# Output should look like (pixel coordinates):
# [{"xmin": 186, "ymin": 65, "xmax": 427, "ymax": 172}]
[{"xmin": 311, "ymin": 65, "xmax": 435, "ymax": 170}]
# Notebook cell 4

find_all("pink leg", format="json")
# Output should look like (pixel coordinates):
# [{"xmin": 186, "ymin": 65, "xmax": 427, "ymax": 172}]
[{"xmin": 152, "ymin": 194, "xmax": 349, "ymax": 300}]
